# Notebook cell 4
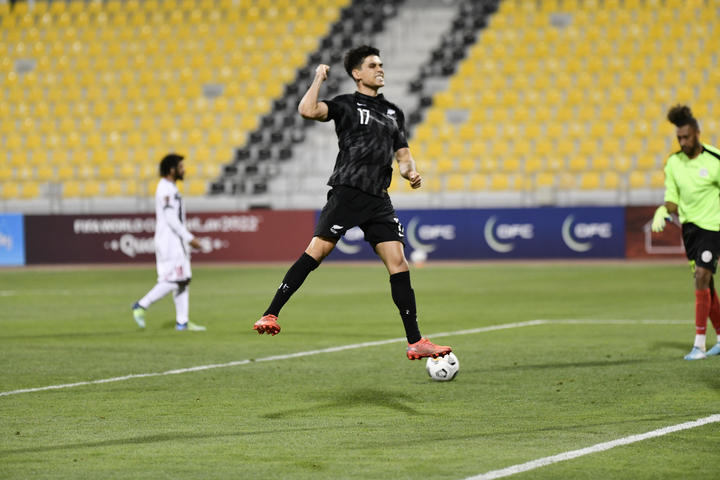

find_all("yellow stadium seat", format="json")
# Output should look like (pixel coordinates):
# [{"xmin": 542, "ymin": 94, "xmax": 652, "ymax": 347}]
[
  {"xmin": 36, "ymin": 165, "xmax": 54, "ymax": 182},
  {"xmin": 98, "ymin": 165, "xmax": 116, "ymax": 180},
  {"xmin": 0, "ymin": 166, "xmax": 12, "ymax": 182},
  {"xmin": 15, "ymin": 166, "xmax": 33, "ymax": 181},
  {"xmin": 601, "ymin": 137, "xmax": 621, "ymax": 155},
  {"xmin": 649, "ymin": 171, "xmax": 665, "ymax": 189},
  {"xmin": 535, "ymin": 172, "xmax": 555, "ymax": 189},
  {"xmin": 579, "ymin": 172, "xmax": 600, "ymax": 190},
  {"xmin": 614, "ymin": 156, "xmax": 633, "ymax": 173},
  {"xmin": 557, "ymin": 173, "xmax": 576, "ymax": 190},
  {"xmin": 469, "ymin": 173, "xmax": 487, "ymax": 191},
  {"xmin": 104, "ymin": 180, "xmax": 124, "ymax": 196},
  {"xmin": 628, "ymin": 171, "xmax": 647, "ymax": 189},
  {"xmin": 578, "ymin": 138, "xmax": 597, "ymax": 159},
  {"xmin": 489, "ymin": 174, "xmax": 510, "ymax": 191},
  {"xmin": 635, "ymin": 154, "xmax": 657, "ymax": 171},
  {"xmin": 556, "ymin": 139, "xmax": 574, "ymax": 158},
  {"xmin": 535, "ymin": 138, "xmax": 553, "ymax": 157},
  {"xmin": 568, "ymin": 156, "xmax": 588, "ymax": 172},
  {"xmin": 20, "ymin": 182, "xmax": 41, "ymax": 199},
  {"xmin": 1, "ymin": 183, "xmax": 19, "ymax": 200},
  {"xmin": 117, "ymin": 163, "xmax": 136, "ymax": 179},
  {"xmin": 186, "ymin": 179, "xmax": 206, "ymax": 196},
  {"xmin": 590, "ymin": 155, "xmax": 611, "ymax": 171},
  {"xmin": 447, "ymin": 142, "xmax": 465, "ymax": 159},
  {"xmin": 436, "ymin": 158, "xmax": 455, "ymax": 174},
  {"xmin": 184, "ymin": 163, "xmax": 199, "ymax": 178},
  {"xmin": 76, "ymin": 164, "xmax": 95, "ymax": 180},
  {"xmin": 62, "ymin": 181, "xmax": 81, "ymax": 198},
  {"xmin": 456, "ymin": 157, "xmax": 476, "ymax": 173},
  {"xmin": 602, "ymin": 171, "xmax": 620, "ymax": 189},
  {"xmin": 123, "ymin": 180, "xmax": 138, "ymax": 196},
  {"xmin": 501, "ymin": 157, "xmax": 520, "ymax": 173},
  {"xmin": 524, "ymin": 156, "xmax": 542, "ymax": 174},
  {"xmin": 425, "ymin": 142, "xmax": 444, "ymax": 161},
  {"xmin": 445, "ymin": 174, "xmax": 466, "ymax": 191},
  {"xmin": 422, "ymin": 176, "xmax": 442, "ymax": 192},
  {"xmin": 589, "ymin": 123, "xmax": 607, "ymax": 140},
  {"xmin": 83, "ymin": 181, "xmax": 101, "ymax": 198},
  {"xmin": 524, "ymin": 123, "xmax": 541, "ymax": 140},
  {"xmin": 566, "ymin": 122, "xmax": 585, "ymax": 140}
]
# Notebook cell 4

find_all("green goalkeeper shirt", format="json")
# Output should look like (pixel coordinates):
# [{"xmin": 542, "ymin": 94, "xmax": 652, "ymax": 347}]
[{"xmin": 664, "ymin": 143, "xmax": 720, "ymax": 231}]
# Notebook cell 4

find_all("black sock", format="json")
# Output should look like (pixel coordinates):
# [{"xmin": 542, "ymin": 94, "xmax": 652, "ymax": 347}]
[
  {"xmin": 389, "ymin": 271, "xmax": 422, "ymax": 344},
  {"xmin": 264, "ymin": 253, "xmax": 319, "ymax": 317}
]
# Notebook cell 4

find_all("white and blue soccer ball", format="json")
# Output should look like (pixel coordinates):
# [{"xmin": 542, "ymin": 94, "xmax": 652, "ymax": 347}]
[{"xmin": 425, "ymin": 352, "xmax": 459, "ymax": 381}]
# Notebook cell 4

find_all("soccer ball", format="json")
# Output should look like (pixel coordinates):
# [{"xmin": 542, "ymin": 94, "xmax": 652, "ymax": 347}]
[
  {"xmin": 425, "ymin": 352, "xmax": 459, "ymax": 381},
  {"xmin": 410, "ymin": 249, "xmax": 427, "ymax": 266}
]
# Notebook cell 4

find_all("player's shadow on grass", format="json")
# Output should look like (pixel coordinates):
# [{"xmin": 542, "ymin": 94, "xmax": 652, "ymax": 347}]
[
  {"xmin": 495, "ymin": 358, "xmax": 646, "ymax": 371},
  {"xmin": 262, "ymin": 389, "xmax": 422, "ymax": 419},
  {"xmin": 651, "ymin": 340, "xmax": 689, "ymax": 352},
  {"xmin": 1, "ymin": 330, "xmax": 144, "ymax": 341},
  {"xmin": 0, "ymin": 427, "xmax": 334, "ymax": 456}
]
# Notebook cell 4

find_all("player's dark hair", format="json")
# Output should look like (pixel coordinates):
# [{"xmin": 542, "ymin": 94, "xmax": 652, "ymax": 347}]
[
  {"xmin": 344, "ymin": 45, "xmax": 380, "ymax": 78},
  {"xmin": 667, "ymin": 104, "xmax": 699, "ymax": 130},
  {"xmin": 159, "ymin": 153, "xmax": 184, "ymax": 177}
]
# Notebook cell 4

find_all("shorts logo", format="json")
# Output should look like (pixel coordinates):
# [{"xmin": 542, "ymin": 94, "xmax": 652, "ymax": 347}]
[
  {"xmin": 330, "ymin": 224, "xmax": 344, "ymax": 235},
  {"xmin": 702, "ymin": 250, "xmax": 713, "ymax": 263}
]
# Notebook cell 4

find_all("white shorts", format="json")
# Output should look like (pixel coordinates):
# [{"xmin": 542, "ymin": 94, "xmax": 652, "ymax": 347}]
[{"xmin": 155, "ymin": 237, "xmax": 191, "ymax": 283}]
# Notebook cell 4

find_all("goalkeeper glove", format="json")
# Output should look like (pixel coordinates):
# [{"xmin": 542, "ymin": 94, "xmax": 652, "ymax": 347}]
[{"xmin": 651, "ymin": 205, "xmax": 670, "ymax": 232}]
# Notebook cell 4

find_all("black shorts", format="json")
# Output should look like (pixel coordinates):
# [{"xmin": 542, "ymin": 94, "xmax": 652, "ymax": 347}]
[
  {"xmin": 314, "ymin": 186, "xmax": 405, "ymax": 247},
  {"xmin": 682, "ymin": 223, "xmax": 720, "ymax": 273}
]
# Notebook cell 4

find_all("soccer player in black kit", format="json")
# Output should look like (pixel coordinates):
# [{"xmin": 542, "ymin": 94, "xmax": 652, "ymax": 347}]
[{"xmin": 254, "ymin": 45, "xmax": 452, "ymax": 360}]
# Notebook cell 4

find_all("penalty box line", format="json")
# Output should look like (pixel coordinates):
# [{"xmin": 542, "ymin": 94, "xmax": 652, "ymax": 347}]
[
  {"xmin": 465, "ymin": 414, "xmax": 720, "ymax": 480},
  {"xmin": 0, "ymin": 319, "xmax": 684, "ymax": 397},
  {"xmin": 0, "ymin": 320, "xmax": 543, "ymax": 397}
]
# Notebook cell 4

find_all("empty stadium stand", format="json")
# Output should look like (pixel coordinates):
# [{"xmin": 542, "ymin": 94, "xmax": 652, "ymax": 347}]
[
  {"xmin": 1, "ymin": 0, "xmax": 718, "ymax": 212},
  {"xmin": 407, "ymin": 0, "xmax": 718, "ymax": 206},
  {"xmin": 1, "ymin": 0, "xmax": 349, "ymax": 209}
]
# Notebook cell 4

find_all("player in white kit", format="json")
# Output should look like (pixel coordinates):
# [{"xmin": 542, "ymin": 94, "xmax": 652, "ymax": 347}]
[{"xmin": 132, "ymin": 153, "xmax": 206, "ymax": 331}]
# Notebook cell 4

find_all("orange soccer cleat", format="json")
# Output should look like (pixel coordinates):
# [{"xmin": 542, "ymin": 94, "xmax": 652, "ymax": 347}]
[
  {"xmin": 253, "ymin": 314, "xmax": 281, "ymax": 335},
  {"xmin": 406, "ymin": 337, "xmax": 452, "ymax": 360}
]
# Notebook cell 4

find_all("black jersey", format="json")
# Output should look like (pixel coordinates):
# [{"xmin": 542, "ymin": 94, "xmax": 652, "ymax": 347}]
[{"xmin": 322, "ymin": 91, "xmax": 409, "ymax": 197}]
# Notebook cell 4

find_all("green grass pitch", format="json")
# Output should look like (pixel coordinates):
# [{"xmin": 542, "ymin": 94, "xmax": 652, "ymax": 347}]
[{"xmin": 1, "ymin": 262, "xmax": 719, "ymax": 479}]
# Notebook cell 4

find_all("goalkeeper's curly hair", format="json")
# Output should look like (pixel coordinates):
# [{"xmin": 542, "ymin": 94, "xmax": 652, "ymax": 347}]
[{"xmin": 667, "ymin": 104, "xmax": 699, "ymax": 130}]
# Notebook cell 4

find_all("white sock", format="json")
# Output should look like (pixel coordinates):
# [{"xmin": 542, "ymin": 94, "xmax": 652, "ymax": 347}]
[
  {"xmin": 139, "ymin": 282, "xmax": 177, "ymax": 309},
  {"xmin": 694, "ymin": 334, "xmax": 706, "ymax": 351},
  {"xmin": 173, "ymin": 284, "xmax": 189, "ymax": 326}
]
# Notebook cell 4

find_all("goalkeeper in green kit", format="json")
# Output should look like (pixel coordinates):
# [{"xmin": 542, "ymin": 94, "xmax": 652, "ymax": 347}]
[{"xmin": 652, "ymin": 105, "xmax": 720, "ymax": 360}]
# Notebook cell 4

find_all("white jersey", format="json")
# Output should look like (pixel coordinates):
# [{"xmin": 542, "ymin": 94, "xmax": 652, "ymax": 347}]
[{"xmin": 154, "ymin": 177, "xmax": 194, "ymax": 282}]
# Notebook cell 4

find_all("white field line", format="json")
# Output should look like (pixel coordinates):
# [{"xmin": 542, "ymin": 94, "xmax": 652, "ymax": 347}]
[
  {"xmin": 0, "ymin": 319, "xmax": 680, "ymax": 398},
  {"xmin": 465, "ymin": 414, "xmax": 720, "ymax": 480},
  {"xmin": 541, "ymin": 319, "xmax": 688, "ymax": 325}
]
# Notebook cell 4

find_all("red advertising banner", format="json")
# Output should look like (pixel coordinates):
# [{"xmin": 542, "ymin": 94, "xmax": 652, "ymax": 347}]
[
  {"xmin": 625, "ymin": 206, "xmax": 685, "ymax": 259},
  {"xmin": 25, "ymin": 211, "xmax": 315, "ymax": 264}
]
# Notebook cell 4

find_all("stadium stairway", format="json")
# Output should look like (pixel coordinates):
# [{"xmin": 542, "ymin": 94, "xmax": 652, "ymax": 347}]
[
  {"xmin": 227, "ymin": 0, "xmax": 499, "ymax": 209},
  {"xmin": 403, "ymin": 0, "xmax": 719, "ymax": 208},
  {"xmin": 217, "ymin": 0, "xmax": 406, "ymax": 204},
  {"xmin": 223, "ymin": 0, "xmax": 719, "ymax": 211}
]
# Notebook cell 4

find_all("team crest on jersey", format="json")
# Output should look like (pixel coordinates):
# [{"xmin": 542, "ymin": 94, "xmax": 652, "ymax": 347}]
[
  {"xmin": 699, "ymin": 168, "xmax": 709, "ymax": 178},
  {"xmin": 387, "ymin": 109, "xmax": 396, "ymax": 117}
]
